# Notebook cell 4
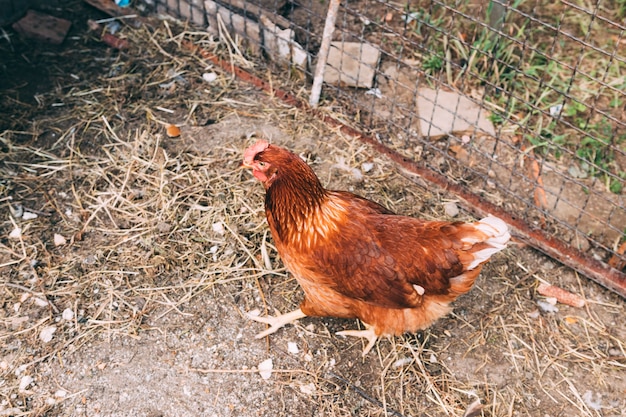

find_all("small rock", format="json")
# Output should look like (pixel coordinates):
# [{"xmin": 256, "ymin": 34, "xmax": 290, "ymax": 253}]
[
  {"xmin": 361, "ymin": 162, "xmax": 374, "ymax": 173},
  {"xmin": 33, "ymin": 297, "xmax": 49, "ymax": 307},
  {"xmin": 393, "ymin": 357, "xmax": 412, "ymax": 368},
  {"xmin": 39, "ymin": 325, "xmax": 57, "ymax": 343},
  {"xmin": 258, "ymin": 358, "xmax": 273, "ymax": 380},
  {"xmin": 365, "ymin": 88, "xmax": 382, "ymax": 99},
  {"xmin": 527, "ymin": 309, "xmax": 540, "ymax": 319},
  {"xmin": 299, "ymin": 383, "xmax": 316, "ymax": 394},
  {"xmin": 19, "ymin": 375, "xmax": 33, "ymax": 392},
  {"xmin": 156, "ymin": 222, "xmax": 171, "ymax": 233},
  {"xmin": 549, "ymin": 103, "xmax": 563, "ymax": 117},
  {"xmin": 54, "ymin": 389, "xmax": 67, "ymax": 398},
  {"xmin": 212, "ymin": 222, "xmax": 225, "ymax": 235},
  {"xmin": 82, "ymin": 254, "xmax": 97, "ymax": 265},
  {"xmin": 568, "ymin": 164, "xmax": 588, "ymax": 179},
  {"xmin": 22, "ymin": 212, "xmax": 38, "ymax": 220},
  {"xmin": 54, "ymin": 233, "xmax": 67, "ymax": 246},
  {"xmin": 537, "ymin": 300, "xmax": 559, "ymax": 313},
  {"xmin": 443, "ymin": 201, "xmax": 460, "ymax": 217},
  {"xmin": 287, "ymin": 342, "xmax": 299, "ymax": 354},
  {"xmin": 202, "ymin": 72, "xmax": 218, "ymax": 83},
  {"xmin": 9, "ymin": 227, "xmax": 22, "ymax": 239},
  {"xmin": 62, "ymin": 308, "xmax": 74, "ymax": 321}
]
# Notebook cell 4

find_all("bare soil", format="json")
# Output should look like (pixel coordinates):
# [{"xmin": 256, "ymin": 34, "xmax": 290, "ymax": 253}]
[{"xmin": 1, "ymin": 3, "xmax": 625, "ymax": 417}]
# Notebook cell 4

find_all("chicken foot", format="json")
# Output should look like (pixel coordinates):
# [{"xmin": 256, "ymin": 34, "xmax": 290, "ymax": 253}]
[
  {"xmin": 336, "ymin": 324, "xmax": 378, "ymax": 356},
  {"xmin": 247, "ymin": 308, "xmax": 307, "ymax": 339}
]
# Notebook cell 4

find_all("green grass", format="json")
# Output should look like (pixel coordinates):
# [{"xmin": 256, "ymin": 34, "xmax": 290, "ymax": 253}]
[{"xmin": 402, "ymin": 0, "xmax": 625, "ymax": 194}]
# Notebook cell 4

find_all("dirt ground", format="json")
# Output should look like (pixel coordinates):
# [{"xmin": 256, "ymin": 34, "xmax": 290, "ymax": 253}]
[{"xmin": 1, "ymin": 2, "xmax": 625, "ymax": 417}]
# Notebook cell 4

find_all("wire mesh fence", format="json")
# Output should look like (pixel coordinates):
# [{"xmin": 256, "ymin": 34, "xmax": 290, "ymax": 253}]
[{"xmin": 144, "ymin": 0, "xmax": 626, "ymax": 292}]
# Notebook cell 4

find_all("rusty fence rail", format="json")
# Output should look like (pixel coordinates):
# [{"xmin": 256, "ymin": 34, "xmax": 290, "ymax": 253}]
[{"xmin": 144, "ymin": 0, "xmax": 626, "ymax": 296}]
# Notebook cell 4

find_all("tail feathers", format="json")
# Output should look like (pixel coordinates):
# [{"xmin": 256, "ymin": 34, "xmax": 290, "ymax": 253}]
[{"xmin": 463, "ymin": 215, "xmax": 511, "ymax": 270}]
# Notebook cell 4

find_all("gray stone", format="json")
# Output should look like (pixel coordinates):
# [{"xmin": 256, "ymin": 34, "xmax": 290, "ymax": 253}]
[
  {"xmin": 417, "ymin": 87, "xmax": 496, "ymax": 139},
  {"xmin": 323, "ymin": 41, "xmax": 380, "ymax": 88}
]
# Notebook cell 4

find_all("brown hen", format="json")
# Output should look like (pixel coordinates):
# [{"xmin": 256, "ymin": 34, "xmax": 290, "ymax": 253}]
[{"xmin": 243, "ymin": 140, "xmax": 510, "ymax": 355}]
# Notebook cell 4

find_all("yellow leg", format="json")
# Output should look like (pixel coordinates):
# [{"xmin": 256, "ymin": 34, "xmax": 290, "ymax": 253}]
[
  {"xmin": 336, "ymin": 324, "xmax": 378, "ymax": 356},
  {"xmin": 247, "ymin": 308, "xmax": 307, "ymax": 339}
]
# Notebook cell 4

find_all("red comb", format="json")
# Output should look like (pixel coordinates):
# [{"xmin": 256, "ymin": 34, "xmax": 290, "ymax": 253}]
[{"xmin": 243, "ymin": 140, "xmax": 270, "ymax": 165}]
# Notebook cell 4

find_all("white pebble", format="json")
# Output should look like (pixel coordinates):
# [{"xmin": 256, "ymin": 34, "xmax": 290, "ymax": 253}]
[
  {"xmin": 212, "ymin": 222, "xmax": 225, "ymax": 235},
  {"xmin": 299, "ymin": 383, "xmax": 316, "ymax": 394},
  {"xmin": 550, "ymin": 103, "xmax": 563, "ymax": 117},
  {"xmin": 537, "ymin": 300, "xmax": 559, "ymax": 313},
  {"xmin": 287, "ymin": 342, "xmax": 299, "ymax": 354},
  {"xmin": 22, "ymin": 212, "xmax": 38, "ymax": 220},
  {"xmin": 62, "ymin": 308, "xmax": 74, "ymax": 321},
  {"xmin": 443, "ymin": 201, "xmax": 459, "ymax": 217},
  {"xmin": 9, "ymin": 227, "xmax": 22, "ymax": 239},
  {"xmin": 33, "ymin": 297, "xmax": 49, "ymax": 307},
  {"xmin": 429, "ymin": 353, "xmax": 438, "ymax": 363},
  {"xmin": 393, "ymin": 357, "xmax": 412, "ymax": 368},
  {"xmin": 54, "ymin": 389, "xmax": 67, "ymax": 398},
  {"xmin": 202, "ymin": 72, "xmax": 218, "ymax": 83},
  {"xmin": 39, "ymin": 325, "xmax": 57, "ymax": 343},
  {"xmin": 19, "ymin": 375, "xmax": 33, "ymax": 392},
  {"xmin": 527, "ymin": 310, "xmax": 540, "ymax": 319},
  {"xmin": 258, "ymin": 358, "xmax": 273, "ymax": 380},
  {"xmin": 361, "ymin": 162, "xmax": 374, "ymax": 173},
  {"xmin": 54, "ymin": 234, "xmax": 67, "ymax": 246}
]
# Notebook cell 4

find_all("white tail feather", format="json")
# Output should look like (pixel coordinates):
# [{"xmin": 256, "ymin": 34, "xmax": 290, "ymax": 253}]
[{"xmin": 465, "ymin": 215, "xmax": 511, "ymax": 270}]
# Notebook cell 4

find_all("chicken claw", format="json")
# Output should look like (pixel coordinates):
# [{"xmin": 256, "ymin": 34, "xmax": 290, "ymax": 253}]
[
  {"xmin": 247, "ymin": 308, "xmax": 307, "ymax": 339},
  {"xmin": 336, "ymin": 325, "xmax": 378, "ymax": 356}
]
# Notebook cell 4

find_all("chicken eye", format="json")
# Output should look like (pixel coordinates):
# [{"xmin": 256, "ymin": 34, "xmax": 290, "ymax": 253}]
[{"xmin": 258, "ymin": 161, "xmax": 266, "ymax": 168}]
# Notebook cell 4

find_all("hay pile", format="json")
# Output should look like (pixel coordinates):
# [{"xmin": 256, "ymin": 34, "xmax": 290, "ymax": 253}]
[{"xmin": 1, "ymin": 7, "xmax": 624, "ymax": 417}]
